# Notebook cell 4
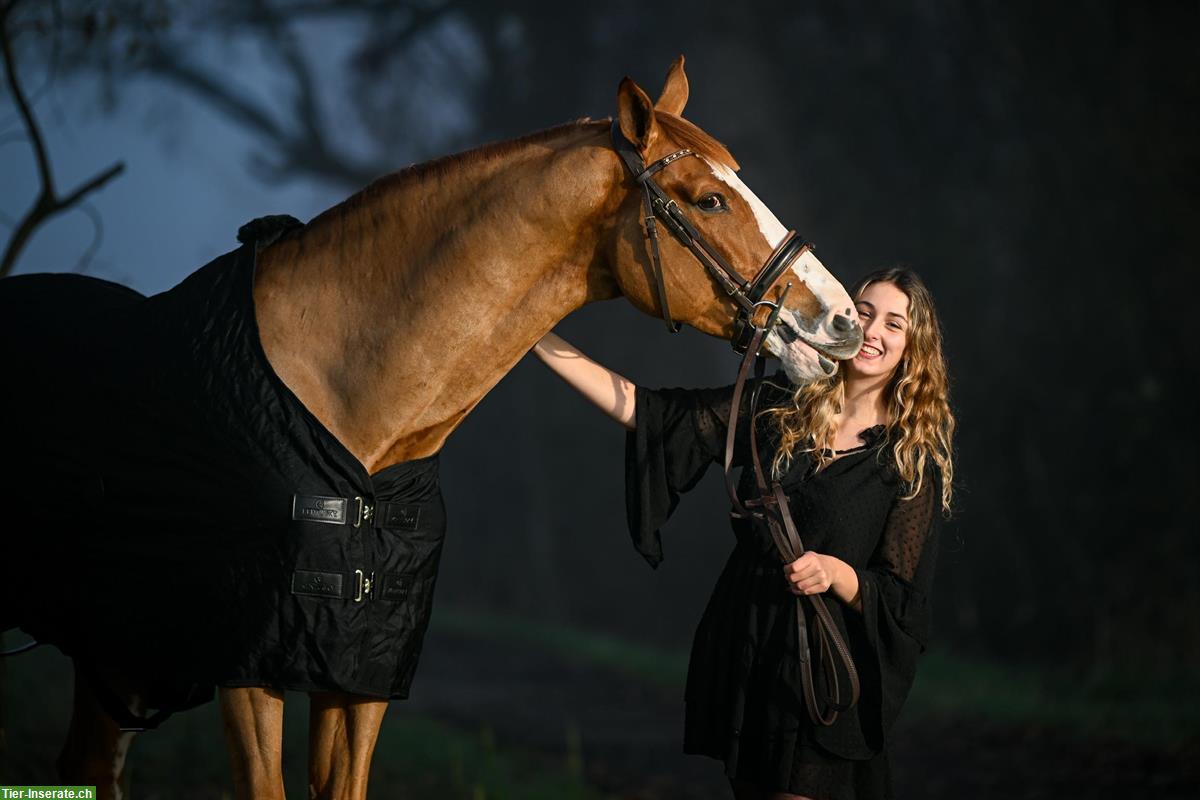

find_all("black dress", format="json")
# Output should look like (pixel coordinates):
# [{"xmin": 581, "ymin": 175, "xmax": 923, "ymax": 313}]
[{"xmin": 626, "ymin": 377, "xmax": 942, "ymax": 800}]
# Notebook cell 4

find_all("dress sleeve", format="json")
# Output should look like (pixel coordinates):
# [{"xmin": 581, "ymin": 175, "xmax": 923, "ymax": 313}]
[
  {"xmin": 853, "ymin": 466, "xmax": 942, "ymax": 747},
  {"xmin": 623, "ymin": 384, "xmax": 743, "ymax": 568}
]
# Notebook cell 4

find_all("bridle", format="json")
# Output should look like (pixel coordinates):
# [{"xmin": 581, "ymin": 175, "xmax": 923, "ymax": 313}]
[
  {"xmin": 612, "ymin": 121, "xmax": 860, "ymax": 727},
  {"xmin": 610, "ymin": 120, "xmax": 811, "ymax": 354}
]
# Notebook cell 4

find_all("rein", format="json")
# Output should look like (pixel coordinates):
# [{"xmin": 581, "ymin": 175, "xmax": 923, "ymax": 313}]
[{"xmin": 723, "ymin": 329, "xmax": 861, "ymax": 727}]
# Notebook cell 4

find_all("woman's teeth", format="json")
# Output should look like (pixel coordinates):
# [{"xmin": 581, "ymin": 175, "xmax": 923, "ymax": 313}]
[{"xmin": 859, "ymin": 344, "xmax": 882, "ymax": 358}]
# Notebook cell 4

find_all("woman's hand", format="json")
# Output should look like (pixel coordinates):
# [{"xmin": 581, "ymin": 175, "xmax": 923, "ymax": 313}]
[
  {"xmin": 783, "ymin": 551, "xmax": 836, "ymax": 595},
  {"xmin": 783, "ymin": 551, "xmax": 862, "ymax": 611}
]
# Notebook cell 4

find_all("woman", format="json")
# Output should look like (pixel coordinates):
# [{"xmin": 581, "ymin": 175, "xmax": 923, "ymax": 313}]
[{"xmin": 533, "ymin": 267, "xmax": 955, "ymax": 800}]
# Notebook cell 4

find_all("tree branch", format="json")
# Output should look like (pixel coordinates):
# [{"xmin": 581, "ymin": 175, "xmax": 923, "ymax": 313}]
[
  {"xmin": 0, "ymin": 0, "xmax": 124, "ymax": 277},
  {"xmin": 140, "ymin": 44, "xmax": 287, "ymax": 142},
  {"xmin": 71, "ymin": 200, "xmax": 103, "ymax": 274},
  {"xmin": 251, "ymin": 0, "xmax": 333, "ymax": 168},
  {"xmin": 1, "ymin": 0, "xmax": 52, "ymax": 192},
  {"xmin": 140, "ymin": 36, "xmax": 380, "ymax": 188},
  {"xmin": 133, "ymin": 1, "xmax": 453, "ymax": 189},
  {"xmin": 58, "ymin": 160, "xmax": 123, "ymax": 208}
]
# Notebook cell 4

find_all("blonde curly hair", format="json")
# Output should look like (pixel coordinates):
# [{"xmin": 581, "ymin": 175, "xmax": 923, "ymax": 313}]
[{"xmin": 767, "ymin": 267, "xmax": 955, "ymax": 513}]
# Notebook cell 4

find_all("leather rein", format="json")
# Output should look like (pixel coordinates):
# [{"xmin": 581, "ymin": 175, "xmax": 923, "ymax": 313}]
[
  {"xmin": 611, "ymin": 122, "xmax": 860, "ymax": 726},
  {"xmin": 723, "ymin": 329, "xmax": 861, "ymax": 726}
]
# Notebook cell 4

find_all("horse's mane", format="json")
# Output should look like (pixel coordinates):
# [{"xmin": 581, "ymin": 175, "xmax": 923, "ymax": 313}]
[{"xmin": 308, "ymin": 113, "xmax": 738, "ymax": 231}]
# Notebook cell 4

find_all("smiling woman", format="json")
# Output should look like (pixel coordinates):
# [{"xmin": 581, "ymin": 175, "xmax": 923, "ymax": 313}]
[
  {"xmin": 771, "ymin": 268, "xmax": 956, "ymax": 509},
  {"xmin": 534, "ymin": 266, "xmax": 956, "ymax": 800}
]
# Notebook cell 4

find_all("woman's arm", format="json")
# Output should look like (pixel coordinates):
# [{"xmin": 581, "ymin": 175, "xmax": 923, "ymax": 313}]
[{"xmin": 532, "ymin": 332, "xmax": 638, "ymax": 430}]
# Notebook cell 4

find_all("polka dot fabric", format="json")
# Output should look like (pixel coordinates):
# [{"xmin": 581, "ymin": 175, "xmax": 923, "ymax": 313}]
[{"xmin": 879, "ymin": 475, "xmax": 937, "ymax": 583}]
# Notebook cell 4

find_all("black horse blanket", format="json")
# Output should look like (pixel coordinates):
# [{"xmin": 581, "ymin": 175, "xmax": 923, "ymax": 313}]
[{"xmin": 0, "ymin": 217, "xmax": 446, "ymax": 712}]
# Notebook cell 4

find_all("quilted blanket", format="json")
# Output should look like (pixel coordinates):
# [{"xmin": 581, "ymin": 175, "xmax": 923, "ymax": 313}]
[{"xmin": 0, "ymin": 217, "xmax": 446, "ymax": 712}]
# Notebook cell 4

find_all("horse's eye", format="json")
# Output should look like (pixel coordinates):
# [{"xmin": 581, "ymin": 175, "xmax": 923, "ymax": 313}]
[{"xmin": 696, "ymin": 193, "xmax": 728, "ymax": 213}]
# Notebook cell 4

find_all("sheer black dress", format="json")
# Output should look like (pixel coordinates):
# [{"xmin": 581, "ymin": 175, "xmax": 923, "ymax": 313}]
[{"xmin": 625, "ymin": 376, "xmax": 942, "ymax": 800}]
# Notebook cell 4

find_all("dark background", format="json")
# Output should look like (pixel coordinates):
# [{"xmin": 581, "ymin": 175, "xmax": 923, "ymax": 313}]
[{"xmin": 2, "ymin": 1, "xmax": 1197, "ymax": 797}]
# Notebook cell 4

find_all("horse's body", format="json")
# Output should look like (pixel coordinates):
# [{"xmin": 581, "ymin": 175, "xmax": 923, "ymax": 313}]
[{"xmin": 0, "ymin": 59, "xmax": 863, "ymax": 799}]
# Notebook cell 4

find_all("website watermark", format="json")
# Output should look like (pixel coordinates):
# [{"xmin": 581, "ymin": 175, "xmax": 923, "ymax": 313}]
[{"xmin": 0, "ymin": 789, "xmax": 96, "ymax": 799}]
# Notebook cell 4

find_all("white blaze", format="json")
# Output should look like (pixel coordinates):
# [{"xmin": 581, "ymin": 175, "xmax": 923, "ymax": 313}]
[
  {"xmin": 707, "ymin": 159, "xmax": 851, "ymax": 323},
  {"xmin": 707, "ymin": 161, "xmax": 788, "ymax": 249},
  {"xmin": 791, "ymin": 248, "xmax": 839, "ymax": 310}
]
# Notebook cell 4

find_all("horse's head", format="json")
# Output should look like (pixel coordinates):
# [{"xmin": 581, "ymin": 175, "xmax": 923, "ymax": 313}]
[{"xmin": 605, "ymin": 57, "xmax": 862, "ymax": 382}]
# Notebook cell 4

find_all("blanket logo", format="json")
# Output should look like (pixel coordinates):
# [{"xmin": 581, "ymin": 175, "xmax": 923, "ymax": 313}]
[
  {"xmin": 380, "ymin": 503, "xmax": 421, "ymax": 531},
  {"xmin": 291, "ymin": 569, "xmax": 345, "ymax": 599},
  {"xmin": 292, "ymin": 494, "xmax": 348, "ymax": 525}
]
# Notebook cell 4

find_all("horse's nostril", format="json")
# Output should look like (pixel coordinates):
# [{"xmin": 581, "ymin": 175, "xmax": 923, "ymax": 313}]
[
  {"xmin": 776, "ymin": 321, "xmax": 799, "ymax": 344},
  {"xmin": 831, "ymin": 313, "xmax": 855, "ymax": 334}
]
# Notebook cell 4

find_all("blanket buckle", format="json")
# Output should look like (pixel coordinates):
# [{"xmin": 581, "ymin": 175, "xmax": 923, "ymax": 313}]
[
  {"xmin": 353, "ymin": 569, "xmax": 375, "ymax": 603},
  {"xmin": 353, "ymin": 496, "xmax": 374, "ymax": 528}
]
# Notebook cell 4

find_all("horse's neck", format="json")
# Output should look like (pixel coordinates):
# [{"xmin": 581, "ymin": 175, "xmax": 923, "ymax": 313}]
[{"xmin": 253, "ymin": 123, "xmax": 621, "ymax": 472}]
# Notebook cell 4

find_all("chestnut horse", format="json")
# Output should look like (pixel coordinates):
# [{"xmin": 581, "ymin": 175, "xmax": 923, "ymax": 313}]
[{"xmin": 11, "ymin": 58, "xmax": 863, "ymax": 799}]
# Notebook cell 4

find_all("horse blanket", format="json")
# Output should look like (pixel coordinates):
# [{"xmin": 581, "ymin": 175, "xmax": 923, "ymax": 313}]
[{"xmin": 0, "ymin": 216, "xmax": 446, "ymax": 712}]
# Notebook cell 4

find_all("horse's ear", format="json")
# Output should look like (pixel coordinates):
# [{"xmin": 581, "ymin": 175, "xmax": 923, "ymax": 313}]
[
  {"xmin": 617, "ymin": 77, "xmax": 658, "ymax": 156},
  {"xmin": 655, "ymin": 55, "xmax": 689, "ymax": 116}
]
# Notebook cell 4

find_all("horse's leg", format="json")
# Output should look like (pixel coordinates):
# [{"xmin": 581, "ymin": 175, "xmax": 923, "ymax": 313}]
[
  {"xmin": 57, "ymin": 666, "xmax": 136, "ymax": 800},
  {"xmin": 219, "ymin": 686, "xmax": 286, "ymax": 800},
  {"xmin": 307, "ymin": 691, "xmax": 388, "ymax": 800}
]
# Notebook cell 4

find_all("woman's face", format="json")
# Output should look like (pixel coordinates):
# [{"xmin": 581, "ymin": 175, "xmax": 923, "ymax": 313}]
[{"xmin": 847, "ymin": 281, "xmax": 910, "ymax": 380}]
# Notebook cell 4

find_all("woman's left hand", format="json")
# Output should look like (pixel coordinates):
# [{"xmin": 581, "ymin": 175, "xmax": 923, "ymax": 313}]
[{"xmin": 783, "ymin": 551, "xmax": 839, "ymax": 596}]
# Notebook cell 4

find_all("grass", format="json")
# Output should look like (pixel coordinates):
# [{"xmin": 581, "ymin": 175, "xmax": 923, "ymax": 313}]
[
  {"xmin": 0, "ymin": 638, "xmax": 606, "ymax": 799},
  {"xmin": 367, "ymin": 716, "xmax": 603, "ymax": 800},
  {"xmin": 436, "ymin": 607, "xmax": 689, "ymax": 690},
  {"xmin": 907, "ymin": 648, "xmax": 1199, "ymax": 750},
  {"xmin": 3, "ymin": 610, "xmax": 1193, "ymax": 795},
  {"xmin": 436, "ymin": 606, "xmax": 1200, "ymax": 751}
]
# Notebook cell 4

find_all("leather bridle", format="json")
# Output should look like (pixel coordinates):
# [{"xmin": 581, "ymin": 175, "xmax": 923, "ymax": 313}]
[
  {"xmin": 610, "ymin": 121, "xmax": 812, "ymax": 354},
  {"xmin": 612, "ymin": 122, "xmax": 859, "ymax": 726}
]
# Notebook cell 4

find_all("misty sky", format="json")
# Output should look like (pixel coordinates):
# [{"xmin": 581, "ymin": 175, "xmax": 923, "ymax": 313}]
[{"xmin": 0, "ymin": 19, "xmax": 453, "ymax": 294}]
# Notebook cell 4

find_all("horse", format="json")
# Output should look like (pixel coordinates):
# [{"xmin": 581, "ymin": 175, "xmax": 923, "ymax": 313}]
[{"xmin": 0, "ymin": 57, "xmax": 863, "ymax": 799}]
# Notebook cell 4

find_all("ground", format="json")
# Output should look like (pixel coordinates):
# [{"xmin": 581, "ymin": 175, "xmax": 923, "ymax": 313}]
[{"xmin": 1, "ymin": 611, "xmax": 1196, "ymax": 799}]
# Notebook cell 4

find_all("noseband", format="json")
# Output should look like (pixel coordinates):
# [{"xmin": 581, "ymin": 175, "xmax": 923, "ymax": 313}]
[{"xmin": 610, "ymin": 120, "xmax": 812, "ymax": 354}]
